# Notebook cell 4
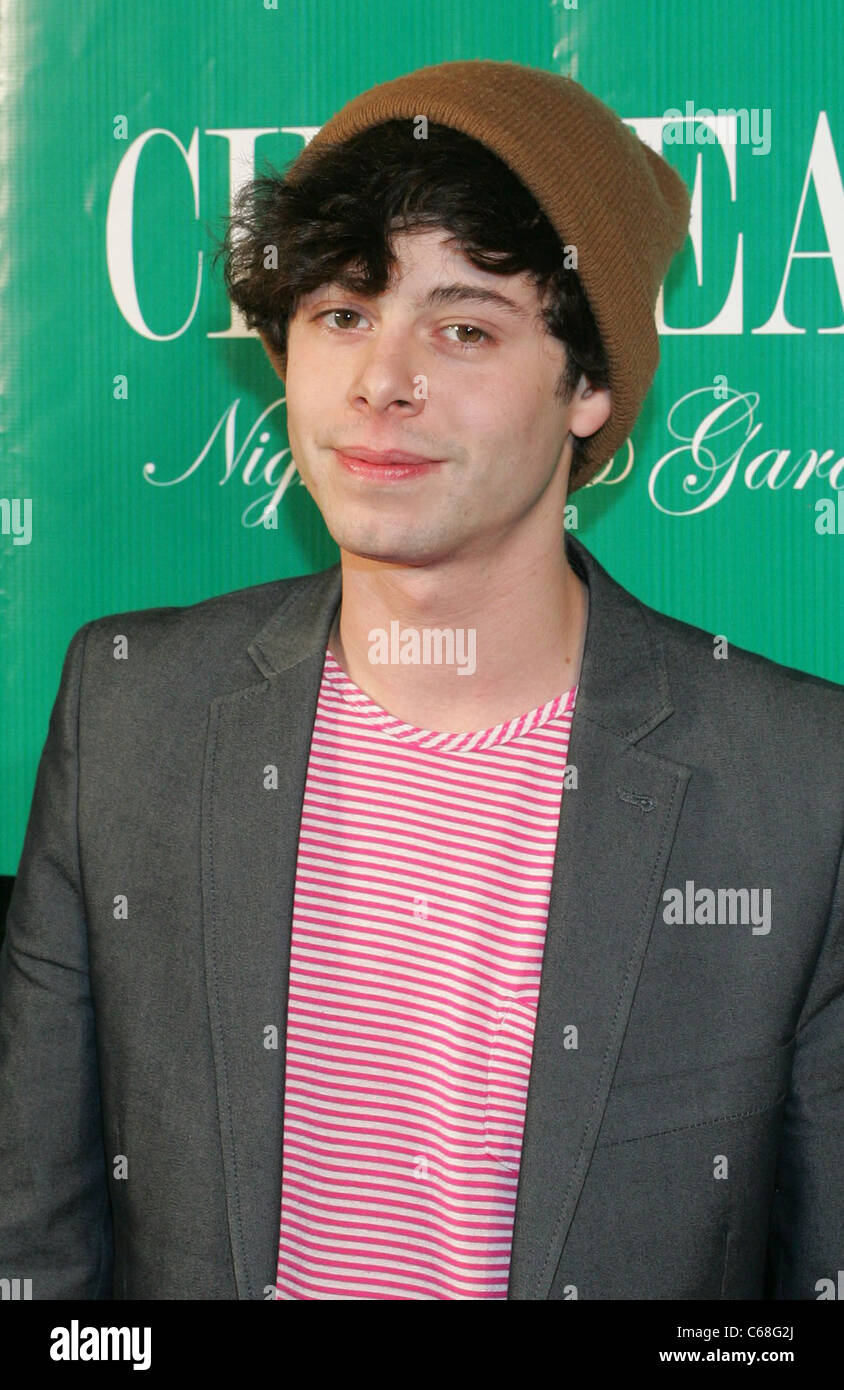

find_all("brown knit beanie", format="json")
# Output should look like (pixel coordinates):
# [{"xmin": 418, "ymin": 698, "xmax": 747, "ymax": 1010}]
[{"xmin": 281, "ymin": 59, "xmax": 691, "ymax": 490}]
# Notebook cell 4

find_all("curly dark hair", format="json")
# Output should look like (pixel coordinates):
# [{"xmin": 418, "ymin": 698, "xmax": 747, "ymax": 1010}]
[{"xmin": 215, "ymin": 119, "xmax": 609, "ymax": 484}]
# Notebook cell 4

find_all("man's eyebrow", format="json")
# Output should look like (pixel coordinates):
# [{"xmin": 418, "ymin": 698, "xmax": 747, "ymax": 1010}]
[
  {"xmin": 304, "ymin": 279, "xmax": 530, "ymax": 318},
  {"xmin": 417, "ymin": 283, "xmax": 529, "ymax": 317}
]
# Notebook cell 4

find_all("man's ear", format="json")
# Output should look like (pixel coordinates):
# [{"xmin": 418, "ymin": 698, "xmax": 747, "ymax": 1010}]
[
  {"xmin": 258, "ymin": 329, "xmax": 286, "ymax": 380},
  {"xmin": 570, "ymin": 374, "xmax": 611, "ymax": 438}
]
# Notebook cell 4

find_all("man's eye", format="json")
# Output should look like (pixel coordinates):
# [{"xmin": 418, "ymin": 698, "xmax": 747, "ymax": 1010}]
[
  {"xmin": 442, "ymin": 324, "xmax": 490, "ymax": 346},
  {"xmin": 317, "ymin": 312, "xmax": 490, "ymax": 347},
  {"xmin": 322, "ymin": 309, "xmax": 365, "ymax": 329}
]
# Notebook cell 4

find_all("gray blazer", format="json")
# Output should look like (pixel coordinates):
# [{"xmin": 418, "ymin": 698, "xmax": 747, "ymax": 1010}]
[{"xmin": 1, "ymin": 533, "xmax": 842, "ymax": 1300}]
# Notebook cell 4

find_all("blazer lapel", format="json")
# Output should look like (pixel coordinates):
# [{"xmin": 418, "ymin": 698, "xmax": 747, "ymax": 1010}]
[
  {"xmin": 507, "ymin": 534, "xmax": 692, "ymax": 1298},
  {"xmin": 200, "ymin": 563, "xmax": 342, "ymax": 1299}
]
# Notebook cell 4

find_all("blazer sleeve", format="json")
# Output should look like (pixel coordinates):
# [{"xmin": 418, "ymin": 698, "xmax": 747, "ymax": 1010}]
[
  {"xmin": 767, "ymin": 830, "xmax": 844, "ymax": 1299},
  {"xmin": 0, "ymin": 621, "xmax": 114, "ymax": 1298}
]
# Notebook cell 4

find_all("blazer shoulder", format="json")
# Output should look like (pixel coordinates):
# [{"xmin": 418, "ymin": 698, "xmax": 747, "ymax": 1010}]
[
  {"xmin": 639, "ymin": 593, "xmax": 844, "ymax": 705},
  {"xmin": 625, "ymin": 594, "xmax": 844, "ymax": 824},
  {"xmin": 84, "ymin": 568, "xmax": 329, "ymax": 637},
  {"xmin": 68, "ymin": 566, "xmax": 339, "ymax": 693}
]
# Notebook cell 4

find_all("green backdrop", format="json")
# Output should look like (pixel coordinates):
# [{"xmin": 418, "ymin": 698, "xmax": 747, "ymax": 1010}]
[{"xmin": 1, "ymin": 0, "xmax": 842, "ymax": 873}]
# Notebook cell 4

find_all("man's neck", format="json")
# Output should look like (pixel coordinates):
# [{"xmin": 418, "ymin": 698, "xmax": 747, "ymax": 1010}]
[{"xmin": 325, "ymin": 543, "xmax": 590, "ymax": 735}]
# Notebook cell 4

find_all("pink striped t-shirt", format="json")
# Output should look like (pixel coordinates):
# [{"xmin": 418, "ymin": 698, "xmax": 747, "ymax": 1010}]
[{"xmin": 274, "ymin": 647, "xmax": 578, "ymax": 1300}]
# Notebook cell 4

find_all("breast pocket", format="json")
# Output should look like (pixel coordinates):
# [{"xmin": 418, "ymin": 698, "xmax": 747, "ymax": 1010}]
[
  {"xmin": 484, "ymin": 991, "xmax": 540, "ymax": 1171},
  {"xmin": 595, "ymin": 1038, "xmax": 795, "ymax": 1148}
]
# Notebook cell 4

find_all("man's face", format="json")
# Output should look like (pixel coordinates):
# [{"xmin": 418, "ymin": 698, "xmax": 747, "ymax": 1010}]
[{"xmin": 279, "ymin": 228, "xmax": 609, "ymax": 567}]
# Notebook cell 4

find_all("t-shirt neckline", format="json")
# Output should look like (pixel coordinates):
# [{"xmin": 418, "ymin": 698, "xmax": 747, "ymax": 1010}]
[{"xmin": 322, "ymin": 646, "xmax": 577, "ymax": 753}]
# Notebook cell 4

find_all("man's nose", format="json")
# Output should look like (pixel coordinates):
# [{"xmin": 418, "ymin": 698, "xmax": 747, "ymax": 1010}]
[{"xmin": 347, "ymin": 327, "xmax": 426, "ymax": 413}]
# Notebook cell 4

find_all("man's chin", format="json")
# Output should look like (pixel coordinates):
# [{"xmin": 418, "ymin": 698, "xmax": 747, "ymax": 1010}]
[{"xmin": 334, "ymin": 534, "xmax": 452, "ymax": 568}]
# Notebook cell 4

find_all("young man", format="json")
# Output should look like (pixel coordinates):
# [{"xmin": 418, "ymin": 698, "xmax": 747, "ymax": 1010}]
[{"xmin": 1, "ymin": 60, "xmax": 842, "ymax": 1301}]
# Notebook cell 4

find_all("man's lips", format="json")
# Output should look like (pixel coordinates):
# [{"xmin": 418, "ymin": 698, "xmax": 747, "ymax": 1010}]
[{"xmin": 333, "ymin": 446, "xmax": 443, "ymax": 465}]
